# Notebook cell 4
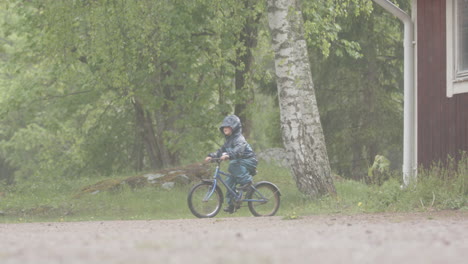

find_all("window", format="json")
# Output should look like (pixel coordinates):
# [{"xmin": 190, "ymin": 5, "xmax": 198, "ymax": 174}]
[{"xmin": 447, "ymin": 0, "xmax": 468, "ymax": 97}]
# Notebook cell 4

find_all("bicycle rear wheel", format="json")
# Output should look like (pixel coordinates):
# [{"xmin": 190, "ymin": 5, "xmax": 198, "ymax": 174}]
[
  {"xmin": 246, "ymin": 181, "xmax": 281, "ymax": 217},
  {"xmin": 187, "ymin": 182, "xmax": 223, "ymax": 218}
]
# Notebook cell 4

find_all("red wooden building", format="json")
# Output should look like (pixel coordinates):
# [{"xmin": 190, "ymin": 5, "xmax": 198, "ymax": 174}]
[
  {"xmin": 375, "ymin": 0, "xmax": 468, "ymax": 183},
  {"xmin": 416, "ymin": 0, "xmax": 468, "ymax": 168}
]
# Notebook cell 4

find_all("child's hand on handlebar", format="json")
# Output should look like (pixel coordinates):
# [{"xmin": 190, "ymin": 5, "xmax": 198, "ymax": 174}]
[{"xmin": 204, "ymin": 154, "xmax": 229, "ymax": 162}]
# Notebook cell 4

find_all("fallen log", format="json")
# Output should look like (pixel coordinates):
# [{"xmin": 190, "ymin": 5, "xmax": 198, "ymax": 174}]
[{"xmin": 75, "ymin": 162, "xmax": 212, "ymax": 197}]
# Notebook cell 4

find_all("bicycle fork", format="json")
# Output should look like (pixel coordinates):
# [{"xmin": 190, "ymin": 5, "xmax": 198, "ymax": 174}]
[{"xmin": 202, "ymin": 180, "xmax": 218, "ymax": 202}]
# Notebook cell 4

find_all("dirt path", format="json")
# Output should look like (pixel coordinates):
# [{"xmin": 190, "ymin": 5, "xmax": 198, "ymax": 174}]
[{"xmin": 1, "ymin": 211, "xmax": 467, "ymax": 264}]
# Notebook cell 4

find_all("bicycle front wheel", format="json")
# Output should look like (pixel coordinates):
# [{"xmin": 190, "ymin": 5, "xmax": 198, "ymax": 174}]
[
  {"xmin": 187, "ymin": 182, "xmax": 223, "ymax": 218},
  {"xmin": 246, "ymin": 181, "xmax": 281, "ymax": 217}
]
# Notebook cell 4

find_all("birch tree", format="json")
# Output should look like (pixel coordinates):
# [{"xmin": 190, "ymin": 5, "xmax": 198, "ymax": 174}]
[{"xmin": 267, "ymin": 0, "xmax": 335, "ymax": 197}]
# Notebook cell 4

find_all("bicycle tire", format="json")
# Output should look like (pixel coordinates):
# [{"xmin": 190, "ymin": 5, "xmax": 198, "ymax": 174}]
[
  {"xmin": 187, "ymin": 182, "xmax": 224, "ymax": 218},
  {"xmin": 246, "ymin": 181, "xmax": 281, "ymax": 217}
]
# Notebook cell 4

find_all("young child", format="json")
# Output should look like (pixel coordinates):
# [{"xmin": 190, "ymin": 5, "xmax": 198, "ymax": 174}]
[{"xmin": 205, "ymin": 115, "xmax": 257, "ymax": 213}]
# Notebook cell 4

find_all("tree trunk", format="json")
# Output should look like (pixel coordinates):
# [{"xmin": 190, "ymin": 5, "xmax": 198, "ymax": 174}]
[
  {"xmin": 234, "ymin": 0, "xmax": 262, "ymax": 139},
  {"xmin": 267, "ymin": 0, "xmax": 336, "ymax": 197},
  {"xmin": 0, "ymin": 157, "xmax": 15, "ymax": 185},
  {"xmin": 132, "ymin": 127, "xmax": 145, "ymax": 172},
  {"xmin": 154, "ymin": 108, "xmax": 174, "ymax": 167},
  {"xmin": 133, "ymin": 97, "xmax": 163, "ymax": 169}
]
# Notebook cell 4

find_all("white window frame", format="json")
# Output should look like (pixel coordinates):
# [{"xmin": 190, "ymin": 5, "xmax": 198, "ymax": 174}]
[{"xmin": 447, "ymin": 0, "xmax": 468, "ymax": 97}]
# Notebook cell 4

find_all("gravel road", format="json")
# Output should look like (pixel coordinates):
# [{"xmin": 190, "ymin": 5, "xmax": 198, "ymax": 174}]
[{"xmin": 1, "ymin": 211, "xmax": 467, "ymax": 264}]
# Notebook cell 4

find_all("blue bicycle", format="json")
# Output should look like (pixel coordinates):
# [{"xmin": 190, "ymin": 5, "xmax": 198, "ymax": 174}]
[{"xmin": 187, "ymin": 158, "xmax": 281, "ymax": 218}]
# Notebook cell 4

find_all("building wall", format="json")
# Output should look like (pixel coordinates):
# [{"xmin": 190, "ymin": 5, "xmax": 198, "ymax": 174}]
[{"xmin": 417, "ymin": 0, "xmax": 468, "ymax": 168}]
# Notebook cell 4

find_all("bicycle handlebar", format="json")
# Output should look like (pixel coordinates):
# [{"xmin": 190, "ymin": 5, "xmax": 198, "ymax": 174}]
[{"xmin": 208, "ymin": 157, "xmax": 229, "ymax": 163}]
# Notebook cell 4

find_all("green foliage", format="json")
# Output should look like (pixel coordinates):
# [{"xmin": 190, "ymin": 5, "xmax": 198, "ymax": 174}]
[
  {"xmin": 367, "ymin": 155, "xmax": 392, "ymax": 185},
  {"xmin": 0, "ymin": 0, "xmax": 426, "ymax": 193},
  {"xmin": 369, "ymin": 155, "xmax": 391, "ymax": 176},
  {"xmin": 0, "ymin": 160, "xmax": 466, "ymax": 222},
  {"xmin": 0, "ymin": 0, "xmax": 259, "ymax": 180},
  {"xmin": 302, "ymin": 0, "xmax": 373, "ymax": 58},
  {"xmin": 407, "ymin": 157, "xmax": 468, "ymax": 210},
  {"xmin": 307, "ymin": 1, "xmax": 407, "ymax": 179},
  {"xmin": 1, "ymin": 0, "xmax": 465, "ymax": 222},
  {"xmin": 250, "ymin": 93, "xmax": 282, "ymax": 151}
]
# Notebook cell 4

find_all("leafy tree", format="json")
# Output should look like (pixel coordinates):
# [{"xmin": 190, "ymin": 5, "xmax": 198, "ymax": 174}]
[
  {"xmin": 259, "ymin": 0, "xmax": 407, "ymax": 181},
  {"xmin": 233, "ymin": 0, "xmax": 265, "ymax": 138},
  {"xmin": 0, "ymin": 0, "xmax": 271, "ymax": 182},
  {"xmin": 0, "ymin": 0, "xmax": 227, "ymax": 179},
  {"xmin": 0, "ymin": 0, "xmax": 409, "ymax": 189},
  {"xmin": 307, "ymin": 0, "xmax": 408, "ymax": 180}
]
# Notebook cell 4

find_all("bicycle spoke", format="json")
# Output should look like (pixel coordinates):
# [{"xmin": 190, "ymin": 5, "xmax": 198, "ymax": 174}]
[
  {"xmin": 188, "ymin": 182, "xmax": 222, "ymax": 218},
  {"xmin": 247, "ymin": 183, "xmax": 280, "ymax": 217}
]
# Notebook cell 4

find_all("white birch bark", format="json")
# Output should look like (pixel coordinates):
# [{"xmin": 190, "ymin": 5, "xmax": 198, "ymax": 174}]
[{"xmin": 267, "ymin": 0, "xmax": 336, "ymax": 197}]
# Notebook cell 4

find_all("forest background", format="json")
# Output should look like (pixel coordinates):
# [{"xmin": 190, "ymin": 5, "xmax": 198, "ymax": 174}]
[{"xmin": 0, "ymin": 0, "xmax": 408, "ymax": 186}]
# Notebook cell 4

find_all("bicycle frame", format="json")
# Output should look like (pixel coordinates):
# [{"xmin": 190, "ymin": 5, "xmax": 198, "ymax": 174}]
[{"xmin": 203, "ymin": 160, "xmax": 268, "ymax": 204}]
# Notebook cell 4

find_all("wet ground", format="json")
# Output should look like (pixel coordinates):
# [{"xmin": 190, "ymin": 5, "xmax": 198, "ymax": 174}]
[{"xmin": 0, "ymin": 211, "xmax": 467, "ymax": 264}]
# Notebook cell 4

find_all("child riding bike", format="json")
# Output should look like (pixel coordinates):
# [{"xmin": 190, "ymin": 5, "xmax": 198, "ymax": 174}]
[{"xmin": 204, "ymin": 115, "xmax": 257, "ymax": 213}]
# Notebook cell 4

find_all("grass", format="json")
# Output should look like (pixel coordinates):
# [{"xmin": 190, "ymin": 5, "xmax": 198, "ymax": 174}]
[{"xmin": 0, "ymin": 161, "xmax": 467, "ymax": 223}]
